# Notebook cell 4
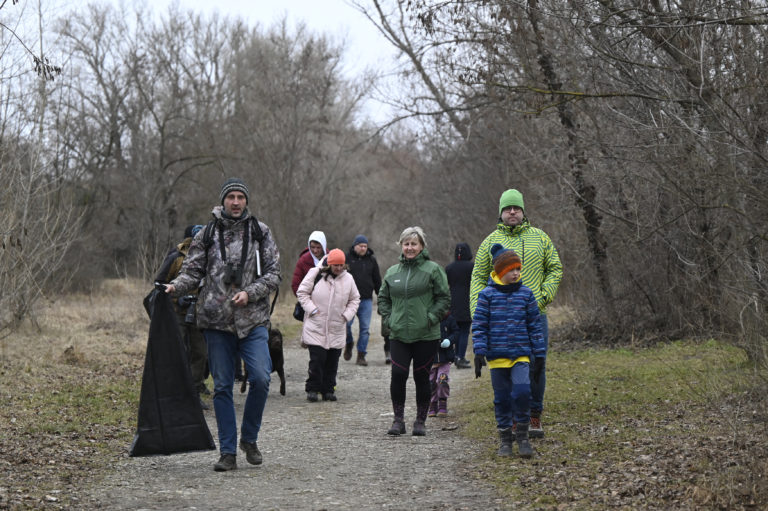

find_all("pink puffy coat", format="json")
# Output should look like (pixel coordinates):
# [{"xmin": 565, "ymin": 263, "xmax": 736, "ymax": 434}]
[{"xmin": 297, "ymin": 267, "xmax": 360, "ymax": 349}]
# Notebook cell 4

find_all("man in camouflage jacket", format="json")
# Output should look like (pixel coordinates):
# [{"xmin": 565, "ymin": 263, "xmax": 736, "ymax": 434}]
[{"xmin": 166, "ymin": 177, "xmax": 281, "ymax": 472}]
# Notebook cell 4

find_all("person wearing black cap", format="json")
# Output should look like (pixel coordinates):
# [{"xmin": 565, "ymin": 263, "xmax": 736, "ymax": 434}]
[
  {"xmin": 165, "ymin": 177, "xmax": 281, "ymax": 472},
  {"xmin": 344, "ymin": 234, "xmax": 381, "ymax": 366},
  {"xmin": 445, "ymin": 242, "xmax": 474, "ymax": 369}
]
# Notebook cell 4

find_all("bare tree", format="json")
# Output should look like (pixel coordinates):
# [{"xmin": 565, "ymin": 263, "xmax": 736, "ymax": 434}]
[
  {"xmin": 0, "ymin": 0, "xmax": 80, "ymax": 347},
  {"xmin": 354, "ymin": 0, "xmax": 768, "ymax": 361}
]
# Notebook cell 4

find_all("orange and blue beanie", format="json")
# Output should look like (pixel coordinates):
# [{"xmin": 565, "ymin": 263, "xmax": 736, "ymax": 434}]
[{"xmin": 490, "ymin": 243, "xmax": 521, "ymax": 278}]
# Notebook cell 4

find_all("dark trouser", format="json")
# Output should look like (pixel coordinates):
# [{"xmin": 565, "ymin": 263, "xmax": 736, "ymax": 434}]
[
  {"xmin": 530, "ymin": 314, "xmax": 548, "ymax": 415},
  {"xmin": 455, "ymin": 320, "xmax": 471, "ymax": 360},
  {"xmin": 383, "ymin": 335, "xmax": 391, "ymax": 353},
  {"xmin": 389, "ymin": 339, "xmax": 438, "ymax": 405},
  {"xmin": 177, "ymin": 315, "xmax": 207, "ymax": 389},
  {"xmin": 491, "ymin": 362, "xmax": 531, "ymax": 429},
  {"xmin": 305, "ymin": 345, "xmax": 342, "ymax": 394}
]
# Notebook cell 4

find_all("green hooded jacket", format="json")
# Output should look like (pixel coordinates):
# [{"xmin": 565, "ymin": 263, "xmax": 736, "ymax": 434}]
[{"xmin": 378, "ymin": 248, "xmax": 451, "ymax": 343}]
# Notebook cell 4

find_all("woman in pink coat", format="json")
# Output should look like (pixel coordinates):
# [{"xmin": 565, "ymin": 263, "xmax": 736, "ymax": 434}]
[{"xmin": 297, "ymin": 248, "xmax": 360, "ymax": 402}]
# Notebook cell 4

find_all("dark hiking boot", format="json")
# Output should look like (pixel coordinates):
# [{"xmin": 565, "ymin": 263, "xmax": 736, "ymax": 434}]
[
  {"xmin": 497, "ymin": 428, "xmax": 513, "ymax": 457},
  {"xmin": 306, "ymin": 391, "xmax": 319, "ymax": 402},
  {"xmin": 388, "ymin": 419, "xmax": 406, "ymax": 435},
  {"xmin": 428, "ymin": 401, "xmax": 438, "ymax": 417},
  {"xmin": 213, "ymin": 453, "xmax": 237, "ymax": 472},
  {"xmin": 356, "ymin": 352, "xmax": 368, "ymax": 366},
  {"xmin": 516, "ymin": 423, "xmax": 534, "ymax": 458},
  {"xmin": 389, "ymin": 402, "xmax": 406, "ymax": 435},
  {"xmin": 322, "ymin": 392, "xmax": 337, "ymax": 401},
  {"xmin": 455, "ymin": 358, "xmax": 471, "ymax": 369},
  {"xmin": 412, "ymin": 401, "xmax": 429, "ymax": 436},
  {"xmin": 239, "ymin": 440, "xmax": 263, "ymax": 465},
  {"xmin": 343, "ymin": 343, "xmax": 353, "ymax": 361},
  {"xmin": 529, "ymin": 415, "xmax": 544, "ymax": 438}
]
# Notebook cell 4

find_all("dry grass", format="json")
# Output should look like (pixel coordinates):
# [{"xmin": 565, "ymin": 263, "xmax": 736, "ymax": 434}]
[
  {"xmin": 454, "ymin": 336, "xmax": 768, "ymax": 510},
  {"xmin": 0, "ymin": 279, "xmax": 150, "ymax": 510}
]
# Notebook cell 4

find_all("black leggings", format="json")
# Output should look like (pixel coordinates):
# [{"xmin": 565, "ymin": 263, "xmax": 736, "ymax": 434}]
[{"xmin": 390, "ymin": 339, "xmax": 439, "ymax": 404}]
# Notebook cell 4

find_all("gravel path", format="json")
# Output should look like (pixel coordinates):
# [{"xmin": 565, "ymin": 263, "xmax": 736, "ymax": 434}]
[{"xmin": 86, "ymin": 333, "xmax": 505, "ymax": 511}]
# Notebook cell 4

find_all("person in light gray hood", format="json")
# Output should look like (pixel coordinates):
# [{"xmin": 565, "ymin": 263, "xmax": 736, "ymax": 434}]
[{"xmin": 166, "ymin": 177, "xmax": 281, "ymax": 472}]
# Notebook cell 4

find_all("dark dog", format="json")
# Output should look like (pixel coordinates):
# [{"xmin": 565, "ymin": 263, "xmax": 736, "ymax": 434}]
[{"xmin": 240, "ymin": 327, "xmax": 286, "ymax": 395}]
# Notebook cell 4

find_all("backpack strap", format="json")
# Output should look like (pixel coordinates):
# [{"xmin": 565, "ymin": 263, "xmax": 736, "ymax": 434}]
[{"xmin": 202, "ymin": 220, "xmax": 217, "ymax": 250}]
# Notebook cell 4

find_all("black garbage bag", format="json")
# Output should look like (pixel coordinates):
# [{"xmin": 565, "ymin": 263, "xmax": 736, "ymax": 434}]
[{"xmin": 129, "ymin": 289, "xmax": 215, "ymax": 456}]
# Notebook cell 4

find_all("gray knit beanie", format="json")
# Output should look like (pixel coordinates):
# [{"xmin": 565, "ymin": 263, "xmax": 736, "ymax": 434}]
[{"xmin": 220, "ymin": 178, "xmax": 249, "ymax": 205}]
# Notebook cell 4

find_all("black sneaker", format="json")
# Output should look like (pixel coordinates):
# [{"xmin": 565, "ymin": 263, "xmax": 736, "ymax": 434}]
[
  {"xmin": 213, "ymin": 453, "xmax": 237, "ymax": 472},
  {"xmin": 322, "ymin": 392, "xmax": 337, "ymax": 401},
  {"xmin": 306, "ymin": 391, "xmax": 319, "ymax": 402},
  {"xmin": 239, "ymin": 440, "xmax": 263, "ymax": 465},
  {"xmin": 455, "ymin": 358, "xmax": 471, "ymax": 369}
]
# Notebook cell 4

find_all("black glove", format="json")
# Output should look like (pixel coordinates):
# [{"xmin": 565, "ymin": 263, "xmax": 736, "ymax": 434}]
[
  {"xmin": 532, "ymin": 357, "xmax": 545, "ymax": 384},
  {"xmin": 474, "ymin": 355, "xmax": 486, "ymax": 378}
]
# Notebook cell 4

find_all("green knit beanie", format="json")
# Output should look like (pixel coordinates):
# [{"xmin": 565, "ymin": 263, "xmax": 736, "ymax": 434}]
[{"xmin": 498, "ymin": 189, "xmax": 525, "ymax": 216}]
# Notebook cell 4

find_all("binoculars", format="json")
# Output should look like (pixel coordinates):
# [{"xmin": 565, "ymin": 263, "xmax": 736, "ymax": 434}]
[{"xmin": 222, "ymin": 262, "xmax": 243, "ymax": 286}]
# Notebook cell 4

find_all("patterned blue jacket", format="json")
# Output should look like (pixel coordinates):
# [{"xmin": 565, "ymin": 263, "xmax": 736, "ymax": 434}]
[{"xmin": 472, "ymin": 277, "xmax": 546, "ymax": 361}]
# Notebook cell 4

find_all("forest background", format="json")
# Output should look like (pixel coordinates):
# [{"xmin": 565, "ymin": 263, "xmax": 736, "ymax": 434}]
[{"xmin": 1, "ymin": 0, "xmax": 766, "ymax": 370}]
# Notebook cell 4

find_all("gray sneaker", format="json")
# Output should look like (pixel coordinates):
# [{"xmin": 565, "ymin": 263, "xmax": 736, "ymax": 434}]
[
  {"xmin": 213, "ymin": 453, "xmax": 237, "ymax": 472},
  {"xmin": 239, "ymin": 439, "xmax": 263, "ymax": 465}
]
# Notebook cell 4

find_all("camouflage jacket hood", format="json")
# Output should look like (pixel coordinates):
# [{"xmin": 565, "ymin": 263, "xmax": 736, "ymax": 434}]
[{"xmin": 171, "ymin": 206, "xmax": 282, "ymax": 338}]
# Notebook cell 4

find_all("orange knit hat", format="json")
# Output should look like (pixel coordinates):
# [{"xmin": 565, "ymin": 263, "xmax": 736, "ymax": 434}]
[
  {"xmin": 326, "ymin": 248, "xmax": 346, "ymax": 265},
  {"xmin": 490, "ymin": 243, "xmax": 521, "ymax": 278}
]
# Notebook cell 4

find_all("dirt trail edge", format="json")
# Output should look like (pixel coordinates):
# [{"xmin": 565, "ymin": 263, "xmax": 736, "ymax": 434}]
[{"xmin": 86, "ymin": 337, "xmax": 505, "ymax": 511}]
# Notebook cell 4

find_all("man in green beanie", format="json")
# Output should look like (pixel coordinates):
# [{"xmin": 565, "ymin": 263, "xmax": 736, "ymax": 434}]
[{"xmin": 469, "ymin": 188, "xmax": 562, "ymax": 439}]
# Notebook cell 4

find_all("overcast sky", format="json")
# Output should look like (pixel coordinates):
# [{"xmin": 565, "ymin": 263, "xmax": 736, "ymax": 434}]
[
  {"xmin": 140, "ymin": 0, "xmax": 399, "ymax": 122},
  {"xmin": 155, "ymin": 1, "xmax": 393, "ymax": 75},
  {"xmin": 0, "ymin": 0, "xmax": 400, "ymax": 122}
]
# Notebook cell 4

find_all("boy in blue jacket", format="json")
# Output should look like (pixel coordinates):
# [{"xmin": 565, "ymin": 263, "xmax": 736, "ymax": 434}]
[{"xmin": 472, "ymin": 244, "xmax": 545, "ymax": 458}]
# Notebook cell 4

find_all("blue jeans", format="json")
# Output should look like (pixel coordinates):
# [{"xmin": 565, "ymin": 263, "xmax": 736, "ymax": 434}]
[
  {"xmin": 345, "ymin": 298, "xmax": 372, "ymax": 354},
  {"xmin": 204, "ymin": 327, "xmax": 271, "ymax": 455},
  {"xmin": 530, "ymin": 314, "xmax": 548, "ymax": 415},
  {"xmin": 455, "ymin": 320, "xmax": 471, "ymax": 359},
  {"xmin": 490, "ymin": 362, "xmax": 531, "ymax": 429}
]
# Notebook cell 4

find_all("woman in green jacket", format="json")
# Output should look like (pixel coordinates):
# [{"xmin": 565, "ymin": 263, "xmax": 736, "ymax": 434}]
[{"xmin": 378, "ymin": 226, "xmax": 450, "ymax": 436}]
